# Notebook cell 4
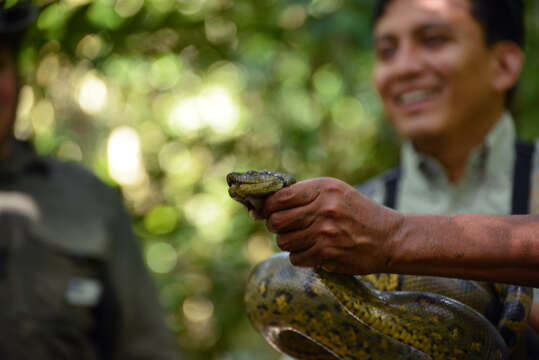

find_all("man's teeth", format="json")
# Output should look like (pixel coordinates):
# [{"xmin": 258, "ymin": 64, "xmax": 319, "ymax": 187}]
[{"xmin": 400, "ymin": 90, "xmax": 433, "ymax": 104}]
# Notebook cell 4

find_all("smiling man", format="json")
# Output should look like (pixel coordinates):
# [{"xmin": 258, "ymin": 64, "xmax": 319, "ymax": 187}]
[
  {"xmin": 367, "ymin": 0, "xmax": 539, "ymax": 348},
  {"xmin": 372, "ymin": 0, "xmax": 524, "ymax": 185},
  {"xmin": 260, "ymin": 0, "xmax": 539, "ymax": 358}
]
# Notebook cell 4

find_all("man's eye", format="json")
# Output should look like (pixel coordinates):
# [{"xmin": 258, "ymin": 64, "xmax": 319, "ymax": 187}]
[
  {"xmin": 376, "ymin": 46, "xmax": 396, "ymax": 60},
  {"xmin": 423, "ymin": 35, "xmax": 447, "ymax": 48}
]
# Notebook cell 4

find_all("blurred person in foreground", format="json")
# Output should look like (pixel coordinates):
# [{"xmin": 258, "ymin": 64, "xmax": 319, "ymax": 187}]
[
  {"xmin": 0, "ymin": 3, "xmax": 181, "ymax": 359},
  {"xmin": 251, "ymin": 0, "xmax": 539, "ymax": 355}
]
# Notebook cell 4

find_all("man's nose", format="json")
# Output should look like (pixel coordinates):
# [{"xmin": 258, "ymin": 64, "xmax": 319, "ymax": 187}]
[{"xmin": 391, "ymin": 42, "xmax": 424, "ymax": 79}]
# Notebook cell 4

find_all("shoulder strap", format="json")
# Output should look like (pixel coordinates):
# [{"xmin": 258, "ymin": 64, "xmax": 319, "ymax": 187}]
[
  {"xmin": 381, "ymin": 140, "xmax": 535, "ymax": 213},
  {"xmin": 511, "ymin": 141, "xmax": 535, "ymax": 215},
  {"xmin": 383, "ymin": 167, "xmax": 401, "ymax": 210}
]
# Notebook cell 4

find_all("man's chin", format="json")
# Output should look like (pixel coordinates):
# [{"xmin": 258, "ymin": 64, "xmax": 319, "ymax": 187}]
[
  {"xmin": 391, "ymin": 116, "xmax": 444, "ymax": 141},
  {"xmin": 397, "ymin": 125, "xmax": 447, "ymax": 144}
]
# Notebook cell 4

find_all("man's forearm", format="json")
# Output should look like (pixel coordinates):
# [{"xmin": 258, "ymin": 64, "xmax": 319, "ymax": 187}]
[{"xmin": 387, "ymin": 214, "xmax": 539, "ymax": 287}]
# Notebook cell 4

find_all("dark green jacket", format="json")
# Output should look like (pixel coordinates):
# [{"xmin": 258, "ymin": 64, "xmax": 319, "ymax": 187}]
[{"xmin": 0, "ymin": 140, "xmax": 181, "ymax": 360}]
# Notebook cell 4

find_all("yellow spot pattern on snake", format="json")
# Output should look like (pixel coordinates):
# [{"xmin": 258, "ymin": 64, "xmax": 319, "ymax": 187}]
[
  {"xmin": 320, "ymin": 271, "xmax": 493, "ymax": 359},
  {"xmin": 363, "ymin": 274, "xmax": 400, "ymax": 291},
  {"xmin": 275, "ymin": 294, "xmax": 289, "ymax": 312},
  {"xmin": 258, "ymin": 282, "xmax": 267, "ymax": 296}
]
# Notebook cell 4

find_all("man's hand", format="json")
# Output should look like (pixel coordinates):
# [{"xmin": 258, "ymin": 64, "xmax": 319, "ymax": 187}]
[{"xmin": 262, "ymin": 177, "xmax": 404, "ymax": 274}]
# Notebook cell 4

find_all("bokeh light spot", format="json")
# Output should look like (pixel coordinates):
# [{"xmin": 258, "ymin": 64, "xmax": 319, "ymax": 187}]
[
  {"xmin": 198, "ymin": 86, "xmax": 239, "ymax": 134},
  {"xmin": 76, "ymin": 34, "xmax": 104, "ymax": 60},
  {"xmin": 36, "ymin": 54, "xmax": 60, "ymax": 86},
  {"xmin": 177, "ymin": 0, "xmax": 205, "ymax": 15},
  {"xmin": 183, "ymin": 296, "xmax": 214, "ymax": 323},
  {"xmin": 144, "ymin": 205, "xmax": 179, "ymax": 235},
  {"xmin": 313, "ymin": 65, "xmax": 343, "ymax": 101},
  {"xmin": 14, "ymin": 85, "xmax": 34, "ymax": 140},
  {"xmin": 107, "ymin": 126, "xmax": 145, "ymax": 185},
  {"xmin": 278, "ymin": 5, "xmax": 307, "ymax": 29},
  {"xmin": 158, "ymin": 142, "xmax": 192, "ymax": 174},
  {"xmin": 205, "ymin": 17, "xmax": 237, "ymax": 45},
  {"xmin": 31, "ymin": 100, "xmax": 55, "ymax": 134},
  {"xmin": 183, "ymin": 194, "xmax": 223, "ymax": 228},
  {"xmin": 78, "ymin": 74, "xmax": 108, "ymax": 114},
  {"xmin": 57, "ymin": 141, "xmax": 83, "ymax": 162},
  {"xmin": 147, "ymin": 242, "xmax": 178, "ymax": 274},
  {"xmin": 331, "ymin": 97, "xmax": 367, "ymax": 130},
  {"xmin": 244, "ymin": 234, "xmax": 275, "ymax": 265},
  {"xmin": 168, "ymin": 98, "xmax": 204, "ymax": 136},
  {"xmin": 149, "ymin": 54, "xmax": 182, "ymax": 90},
  {"xmin": 114, "ymin": 0, "xmax": 144, "ymax": 18}
]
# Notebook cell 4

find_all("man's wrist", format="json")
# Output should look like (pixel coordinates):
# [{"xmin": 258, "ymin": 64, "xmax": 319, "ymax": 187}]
[{"xmin": 382, "ymin": 209, "xmax": 406, "ymax": 273}]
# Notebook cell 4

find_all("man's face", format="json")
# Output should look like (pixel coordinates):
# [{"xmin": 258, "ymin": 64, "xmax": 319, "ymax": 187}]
[
  {"xmin": 373, "ymin": 0, "xmax": 503, "ymax": 142},
  {"xmin": 0, "ymin": 45, "xmax": 18, "ymax": 148}
]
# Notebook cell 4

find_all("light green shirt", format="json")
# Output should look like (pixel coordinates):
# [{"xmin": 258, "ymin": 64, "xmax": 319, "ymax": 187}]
[{"xmin": 399, "ymin": 111, "xmax": 515, "ymax": 215}]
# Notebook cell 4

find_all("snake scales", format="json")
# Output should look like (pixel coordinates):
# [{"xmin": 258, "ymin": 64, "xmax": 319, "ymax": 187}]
[{"xmin": 226, "ymin": 170, "xmax": 535, "ymax": 360}]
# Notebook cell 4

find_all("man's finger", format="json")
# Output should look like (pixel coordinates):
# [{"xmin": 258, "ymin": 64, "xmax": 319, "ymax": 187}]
[
  {"xmin": 264, "ymin": 178, "xmax": 323, "ymax": 214},
  {"xmin": 321, "ymin": 264, "xmax": 337, "ymax": 272},
  {"xmin": 276, "ymin": 228, "xmax": 316, "ymax": 253},
  {"xmin": 288, "ymin": 244, "xmax": 324, "ymax": 268},
  {"xmin": 266, "ymin": 200, "xmax": 318, "ymax": 233},
  {"xmin": 245, "ymin": 197, "xmax": 266, "ymax": 220}
]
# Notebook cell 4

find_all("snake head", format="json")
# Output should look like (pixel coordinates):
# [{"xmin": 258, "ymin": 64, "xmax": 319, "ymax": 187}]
[{"xmin": 226, "ymin": 170, "xmax": 296, "ymax": 210}]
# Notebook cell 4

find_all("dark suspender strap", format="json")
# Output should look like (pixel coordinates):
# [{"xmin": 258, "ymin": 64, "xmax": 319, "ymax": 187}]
[
  {"xmin": 511, "ymin": 141, "xmax": 535, "ymax": 215},
  {"xmin": 382, "ymin": 141, "xmax": 535, "ymax": 213},
  {"xmin": 383, "ymin": 167, "xmax": 401, "ymax": 210}
]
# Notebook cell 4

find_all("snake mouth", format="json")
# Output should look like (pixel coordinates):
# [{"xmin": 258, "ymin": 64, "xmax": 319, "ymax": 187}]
[
  {"xmin": 226, "ymin": 171, "xmax": 267, "ymax": 187},
  {"xmin": 226, "ymin": 172, "xmax": 253, "ymax": 187},
  {"xmin": 226, "ymin": 172, "xmax": 251, "ymax": 187},
  {"xmin": 227, "ymin": 170, "xmax": 295, "ymax": 188}
]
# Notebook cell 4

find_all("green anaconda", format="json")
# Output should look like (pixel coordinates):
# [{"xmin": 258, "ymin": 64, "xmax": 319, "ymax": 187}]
[{"xmin": 226, "ymin": 170, "xmax": 536, "ymax": 360}]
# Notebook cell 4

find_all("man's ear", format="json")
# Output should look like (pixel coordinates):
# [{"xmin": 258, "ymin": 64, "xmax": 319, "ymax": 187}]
[{"xmin": 491, "ymin": 41, "xmax": 525, "ymax": 93}]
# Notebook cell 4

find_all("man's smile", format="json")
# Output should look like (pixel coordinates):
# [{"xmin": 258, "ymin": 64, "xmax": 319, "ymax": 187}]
[{"xmin": 392, "ymin": 86, "xmax": 441, "ymax": 113}]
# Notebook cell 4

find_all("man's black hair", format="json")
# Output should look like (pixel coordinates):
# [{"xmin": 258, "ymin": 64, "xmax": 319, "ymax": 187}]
[{"xmin": 372, "ymin": 0, "xmax": 525, "ymax": 48}]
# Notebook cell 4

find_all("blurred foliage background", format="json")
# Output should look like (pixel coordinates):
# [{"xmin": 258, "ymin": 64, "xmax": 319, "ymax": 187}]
[{"xmin": 10, "ymin": 0, "xmax": 539, "ymax": 358}]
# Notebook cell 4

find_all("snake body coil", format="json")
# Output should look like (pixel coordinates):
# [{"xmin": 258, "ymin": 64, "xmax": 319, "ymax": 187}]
[{"xmin": 227, "ymin": 170, "xmax": 535, "ymax": 360}]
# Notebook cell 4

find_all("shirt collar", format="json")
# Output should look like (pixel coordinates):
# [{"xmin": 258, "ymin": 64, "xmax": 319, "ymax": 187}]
[{"xmin": 401, "ymin": 111, "xmax": 516, "ymax": 186}]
